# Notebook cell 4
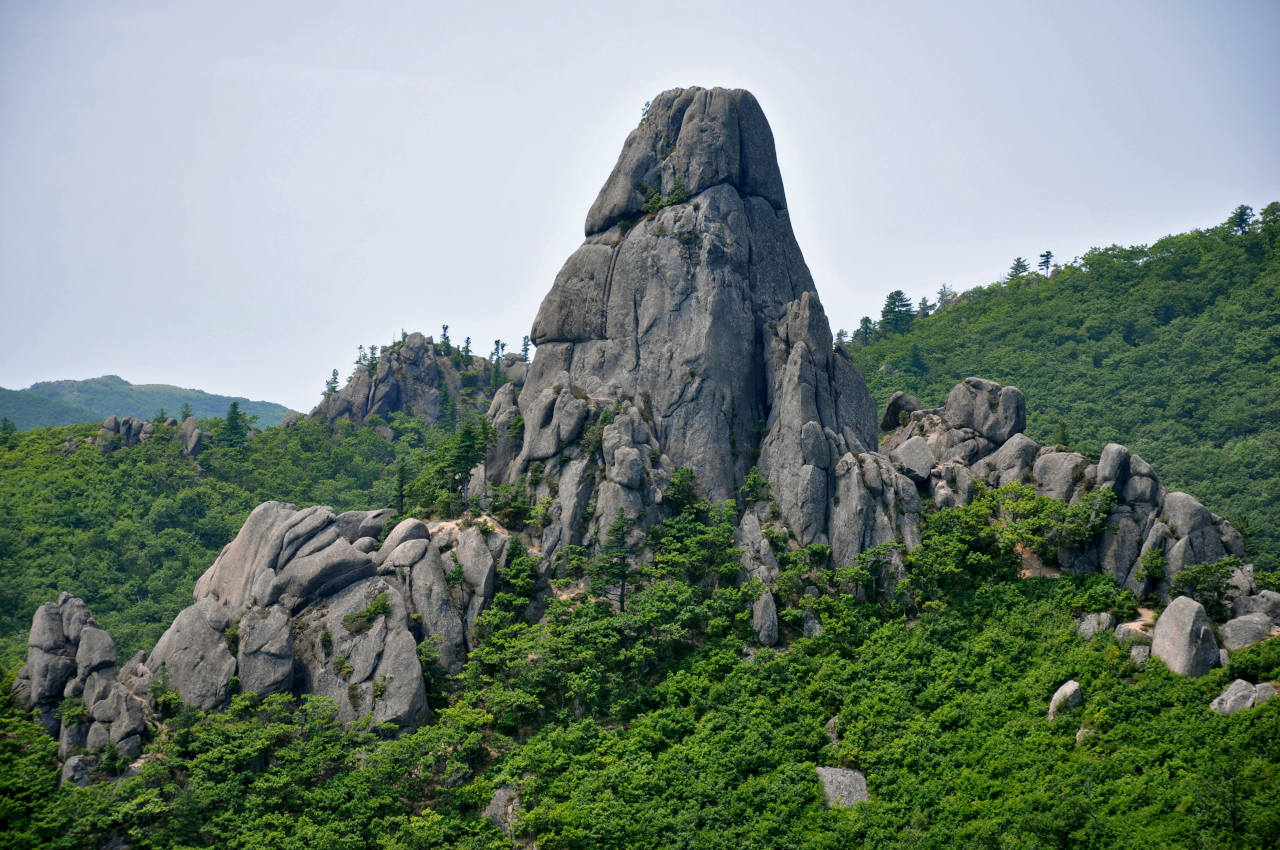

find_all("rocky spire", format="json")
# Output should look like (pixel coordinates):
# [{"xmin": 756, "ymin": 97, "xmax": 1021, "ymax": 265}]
[{"xmin": 485, "ymin": 87, "xmax": 888, "ymax": 565}]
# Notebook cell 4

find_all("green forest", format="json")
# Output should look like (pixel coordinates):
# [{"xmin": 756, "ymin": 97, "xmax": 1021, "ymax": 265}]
[
  {"xmin": 845, "ymin": 203, "xmax": 1280, "ymax": 572},
  {"xmin": 3, "ymin": 463, "xmax": 1278, "ymax": 848},
  {"xmin": 2, "ymin": 206, "xmax": 1278, "ymax": 847}
]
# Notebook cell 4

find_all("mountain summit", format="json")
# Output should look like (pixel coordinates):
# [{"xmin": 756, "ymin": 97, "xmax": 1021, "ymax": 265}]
[{"xmin": 488, "ymin": 86, "xmax": 891, "ymax": 568}]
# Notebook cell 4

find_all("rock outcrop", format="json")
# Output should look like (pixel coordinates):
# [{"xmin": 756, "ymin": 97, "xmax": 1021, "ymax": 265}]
[
  {"xmin": 1210, "ymin": 679, "xmax": 1276, "ymax": 715},
  {"xmin": 879, "ymin": 383, "xmax": 1248, "ymax": 603},
  {"xmin": 86, "ymin": 504, "xmax": 517, "ymax": 733},
  {"xmin": 315, "ymin": 332, "xmax": 526, "ymax": 427},
  {"xmin": 10, "ymin": 595, "xmax": 149, "ymax": 772},
  {"xmin": 480, "ymin": 86, "xmax": 904, "ymax": 578}
]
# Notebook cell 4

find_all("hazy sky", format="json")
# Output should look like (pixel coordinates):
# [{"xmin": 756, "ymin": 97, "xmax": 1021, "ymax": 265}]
[{"xmin": 2, "ymin": 1, "xmax": 1278, "ymax": 412}]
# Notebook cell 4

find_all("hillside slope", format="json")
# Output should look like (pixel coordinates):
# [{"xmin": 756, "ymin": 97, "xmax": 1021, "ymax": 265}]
[
  {"xmin": 847, "ymin": 205, "xmax": 1280, "ymax": 570},
  {"xmin": 4, "ymin": 375, "xmax": 293, "ymax": 428}
]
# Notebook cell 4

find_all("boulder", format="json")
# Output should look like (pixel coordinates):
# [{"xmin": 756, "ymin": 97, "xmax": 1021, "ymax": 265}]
[
  {"xmin": 1032, "ymin": 451, "xmax": 1088, "ymax": 502},
  {"xmin": 1114, "ymin": 621, "xmax": 1149, "ymax": 643},
  {"xmin": 880, "ymin": 391, "xmax": 921, "ymax": 431},
  {"xmin": 1235, "ymin": 590, "xmax": 1280, "ymax": 620},
  {"xmin": 1256, "ymin": 682, "xmax": 1277, "ymax": 705},
  {"xmin": 753, "ymin": 590, "xmax": 779, "ymax": 647},
  {"xmin": 1048, "ymin": 680, "xmax": 1082, "ymax": 720},
  {"xmin": 1077, "ymin": 613, "xmax": 1115, "ymax": 640},
  {"xmin": 333, "ymin": 509, "xmax": 395, "ymax": 544},
  {"xmin": 584, "ymin": 86, "xmax": 787, "ymax": 235},
  {"xmin": 816, "ymin": 767, "xmax": 869, "ymax": 808},
  {"xmin": 1130, "ymin": 645, "xmax": 1151, "ymax": 667},
  {"xmin": 178, "ymin": 417, "xmax": 203, "ymax": 456},
  {"xmin": 1096, "ymin": 443, "xmax": 1130, "ymax": 492},
  {"xmin": 149, "ymin": 603, "xmax": 236, "ymax": 710},
  {"xmin": 941, "ymin": 378, "xmax": 1025, "ymax": 444},
  {"xmin": 1218, "ymin": 613, "xmax": 1274, "ymax": 651},
  {"xmin": 1210, "ymin": 679, "xmax": 1259, "ymax": 715},
  {"xmin": 973, "ymin": 432, "xmax": 1037, "ymax": 487},
  {"xmin": 1151, "ymin": 596, "xmax": 1219, "ymax": 677},
  {"xmin": 61, "ymin": 754, "xmax": 96, "ymax": 787},
  {"xmin": 890, "ymin": 435, "xmax": 935, "ymax": 484}
]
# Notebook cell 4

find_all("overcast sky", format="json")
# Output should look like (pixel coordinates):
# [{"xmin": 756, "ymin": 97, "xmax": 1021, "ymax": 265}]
[{"xmin": 2, "ymin": 1, "xmax": 1278, "ymax": 412}]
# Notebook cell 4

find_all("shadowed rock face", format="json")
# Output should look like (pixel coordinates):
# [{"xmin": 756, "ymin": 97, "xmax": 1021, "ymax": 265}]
[{"xmin": 491, "ymin": 87, "xmax": 881, "ymax": 563}]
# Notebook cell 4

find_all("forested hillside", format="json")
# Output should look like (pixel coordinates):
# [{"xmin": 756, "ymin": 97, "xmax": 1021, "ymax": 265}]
[
  {"xmin": 0, "ymin": 413, "xmax": 441, "ymax": 667},
  {"xmin": 846, "ymin": 204, "xmax": 1280, "ymax": 571},
  {"xmin": 0, "ymin": 375, "xmax": 293, "ymax": 430},
  {"xmin": 3, "ymin": 476, "xmax": 1278, "ymax": 848}
]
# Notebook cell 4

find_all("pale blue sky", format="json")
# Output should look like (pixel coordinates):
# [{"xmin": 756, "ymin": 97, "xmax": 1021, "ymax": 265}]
[{"xmin": 2, "ymin": 0, "xmax": 1277, "ymax": 411}]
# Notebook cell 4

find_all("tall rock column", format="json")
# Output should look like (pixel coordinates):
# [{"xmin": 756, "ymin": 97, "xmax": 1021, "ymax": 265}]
[{"xmin": 484, "ymin": 87, "xmax": 898, "ymax": 568}]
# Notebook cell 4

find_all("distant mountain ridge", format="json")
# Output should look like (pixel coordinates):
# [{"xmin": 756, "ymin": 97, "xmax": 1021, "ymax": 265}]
[{"xmin": 2, "ymin": 374, "xmax": 294, "ymax": 429}]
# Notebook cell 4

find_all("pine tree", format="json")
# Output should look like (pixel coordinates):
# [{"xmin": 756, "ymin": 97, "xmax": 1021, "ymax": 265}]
[
  {"xmin": 880, "ymin": 290, "xmax": 915, "ymax": 335},
  {"xmin": 521, "ymin": 336, "xmax": 531, "ymax": 362},
  {"xmin": 1008, "ymin": 257, "xmax": 1030, "ymax": 279},
  {"xmin": 222, "ymin": 402, "xmax": 248, "ymax": 447},
  {"xmin": 1038, "ymin": 250, "xmax": 1054, "ymax": 275},
  {"xmin": 602, "ymin": 508, "xmax": 635, "ymax": 612},
  {"xmin": 856, "ymin": 316, "xmax": 876, "ymax": 345}
]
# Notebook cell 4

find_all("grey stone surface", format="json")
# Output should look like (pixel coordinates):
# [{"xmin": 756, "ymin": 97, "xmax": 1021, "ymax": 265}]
[
  {"xmin": 753, "ymin": 590, "xmax": 779, "ymax": 647},
  {"xmin": 1210, "ymin": 679, "xmax": 1259, "ymax": 715},
  {"xmin": 1219, "ymin": 613, "xmax": 1274, "ymax": 651},
  {"xmin": 1033, "ymin": 451, "xmax": 1088, "ymax": 502},
  {"xmin": 1114, "ymin": 622, "xmax": 1149, "ymax": 643},
  {"xmin": 1096, "ymin": 442, "xmax": 1130, "ymax": 491},
  {"xmin": 1236, "ymin": 590, "xmax": 1280, "ymax": 620},
  {"xmin": 942, "ymin": 378, "xmax": 1025, "ymax": 443},
  {"xmin": 1256, "ymin": 682, "xmax": 1277, "ymax": 705},
  {"xmin": 178, "ymin": 417, "xmax": 203, "ymax": 456},
  {"xmin": 1151, "ymin": 596, "xmax": 1219, "ymax": 677},
  {"xmin": 149, "ymin": 603, "xmax": 236, "ymax": 710},
  {"xmin": 1077, "ymin": 612, "xmax": 1116, "ymax": 640},
  {"xmin": 975, "ymin": 432, "xmax": 1038, "ymax": 487},
  {"xmin": 333, "ymin": 509, "xmax": 395, "ymax": 544},
  {"xmin": 61, "ymin": 754, "xmax": 95, "ymax": 787},
  {"xmin": 500, "ymin": 88, "xmax": 880, "ymax": 569},
  {"xmin": 880, "ymin": 391, "xmax": 921, "ymax": 431},
  {"xmin": 891, "ymin": 435, "xmax": 935, "ymax": 484},
  {"xmin": 75, "ymin": 627, "xmax": 116, "ymax": 674},
  {"xmin": 482, "ymin": 785, "xmax": 523, "ymax": 837},
  {"xmin": 1130, "ymin": 645, "xmax": 1151, "ymax": 667},
  {"xmin": 1048, "ymin": 680, "xmax": 1083, "ymax": 720},
  {"xmin": 236, "ymin": 605, "xmax": 293, "ymax": 696},
  {"xmin": 584, "ymin": 87, "xmax": 786, "ymax": 236},
  {"xmin": 816, "ymin": 767, "xmax": 869, "ymax": 807}
]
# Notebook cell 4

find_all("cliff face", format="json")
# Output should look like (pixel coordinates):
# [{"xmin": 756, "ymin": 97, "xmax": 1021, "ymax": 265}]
[{"xmin": 485, "ymin": 87, "xmax": 891, "ymax": 568}]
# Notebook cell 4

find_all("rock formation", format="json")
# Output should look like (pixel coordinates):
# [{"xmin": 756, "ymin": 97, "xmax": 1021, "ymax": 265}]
[
  {"xmin": 879, "ymin": 378, "xmax": 1249, "ymax": 603},
  {"xmin": 315, "ymin": 332, "xmax": 526, "ymax": 427},
  {"xmin": 96, "ymin": 503, "xmax": 516, "ymax": 733},
  {"xmin": 10, "ymin": 594, "xmax": 149, "ymax": 773},
  {"xmin": 481, "ymin": 86, "xmax": 904, "ymax": 584}
]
